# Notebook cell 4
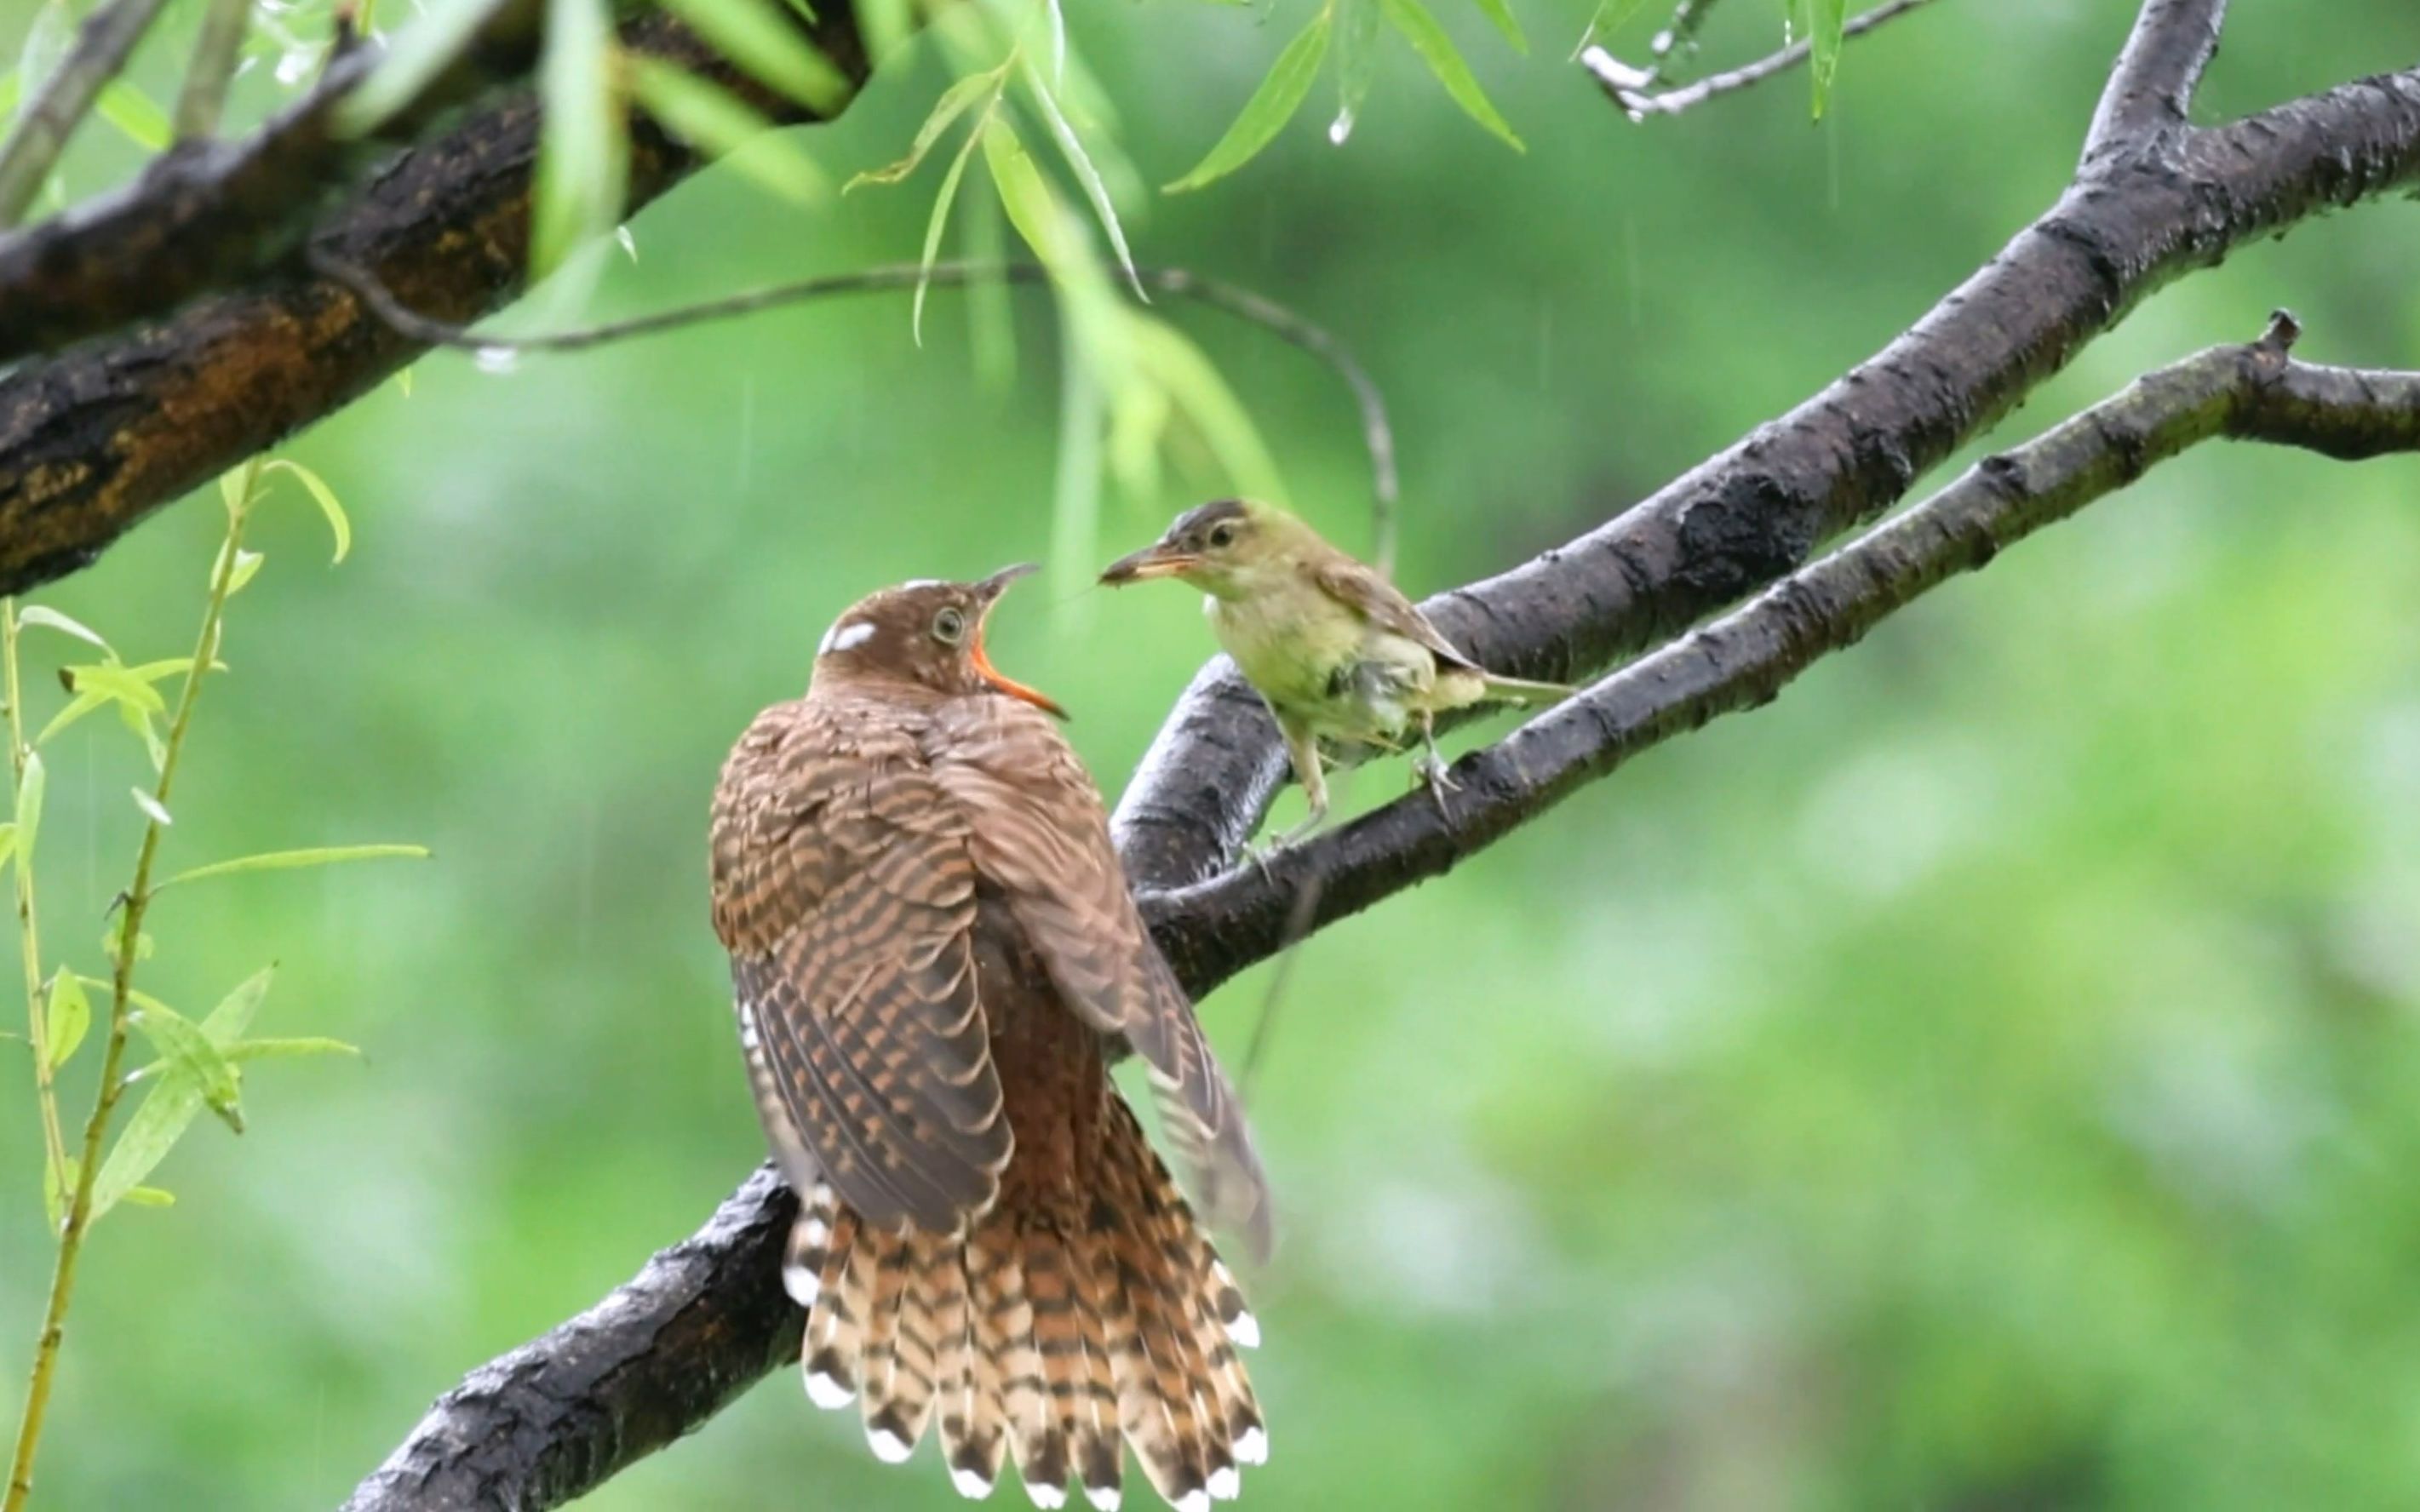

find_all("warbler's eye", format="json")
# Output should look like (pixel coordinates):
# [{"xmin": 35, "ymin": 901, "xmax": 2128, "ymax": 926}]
[
  {"xmin": 1207, "ymin": 523, "xmax": 1237, "ymax": 549},
  {"xmin": 931, "ymin": 606, "xmax": 967, "ymax": 645}
]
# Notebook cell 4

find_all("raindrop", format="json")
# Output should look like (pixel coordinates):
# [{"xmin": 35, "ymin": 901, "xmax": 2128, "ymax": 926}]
[
  {"xmin": 274, "ymin": 47, "xmax": 314, "ymax": 85},
  {"xmin": 473, "ymin": 346, "xmax": 519, "ymax": 375},
  {"xmin": 1328, "ymin": 108, "xmax": 1356, "ymax": 146},
  {"xmin": 616, "ymin": 226, "xmax": 638, "ymax": 262}
]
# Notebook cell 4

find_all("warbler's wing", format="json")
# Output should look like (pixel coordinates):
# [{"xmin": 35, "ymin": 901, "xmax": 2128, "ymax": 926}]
[
  {"xmin": 933, "ymin": 697, "xmax": 1274, "ymax": 1260},
  {"xmin": 711, "ymin": 698, "xmax": 1012, "ymax": 1233},
  {"xmin": 1310, "ymin": 556, "xmax": 1484, "ymax": 672}
]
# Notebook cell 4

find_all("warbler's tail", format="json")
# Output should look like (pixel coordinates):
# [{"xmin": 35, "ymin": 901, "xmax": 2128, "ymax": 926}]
[
  {"xmin": 1478, "ymin": 670, "xmax": 1576, "ymax": 705},
  {"xmin": 788, "ymin": 1096, "xmax": 1264, "ymax": 1510}
]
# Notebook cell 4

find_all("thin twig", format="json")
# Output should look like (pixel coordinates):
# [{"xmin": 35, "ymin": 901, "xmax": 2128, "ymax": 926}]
[
  {"xmin": 174, "ymin": 0, "xmax": 257, "ymax": 140},
  {"xmin": 4, "ymin": 466, "xmax": 255, "ymax": 1511},
  {"xmin": 0, "ymin": 0, "xmax": 175, "ymax": 227},
  {"xmin": 1583, "ymin": 0, "xmax": 1939, "ymax": 119},
  {"xmin": 0, "ymin": 606, "xmax": 68, "ymax": 1207},
  {"xmin": 310, "ymin": 249, "xmax": 1403, "ymax": 579}
]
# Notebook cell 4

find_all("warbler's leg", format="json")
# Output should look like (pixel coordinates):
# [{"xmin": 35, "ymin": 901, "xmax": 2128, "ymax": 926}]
[
  {"xmin": 1260, "ymin": 717, "xmax": 1332, "ymax": 854},
  {"xmin": 1410, "ymin": 709, "xmax": 1457, "ymax": 813}
]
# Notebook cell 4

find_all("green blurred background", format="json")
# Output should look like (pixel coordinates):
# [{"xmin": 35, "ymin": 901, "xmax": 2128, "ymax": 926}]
[{"xmin": 7, "ymin": 1, "xmax": 2420, "ymax": 1507}]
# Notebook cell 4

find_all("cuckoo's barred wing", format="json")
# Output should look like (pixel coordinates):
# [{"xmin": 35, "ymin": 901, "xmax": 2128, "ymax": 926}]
[
  {"xmin": 712, "ymin": 702, "xmax": 1012, "ymax": 1233},
  {"xmin": 930, "ymin": 700, "xmax": 1273, "ymax": 1257},
  {"xmin": 1311, "ymin": 556, "xmax": 1482, "ymax": 672}
]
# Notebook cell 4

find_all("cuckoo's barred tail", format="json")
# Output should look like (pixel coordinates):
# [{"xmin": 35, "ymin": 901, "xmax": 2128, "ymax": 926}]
[{"xmin": 784, "ymin": 1098, "xmax": 1264, "ymax": 1511}]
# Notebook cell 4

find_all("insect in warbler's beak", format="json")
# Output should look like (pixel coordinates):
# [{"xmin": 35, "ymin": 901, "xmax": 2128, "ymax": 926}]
[{"xmin": 1098, "ymin": 542, "xmax": 1199, "ymax": 586}]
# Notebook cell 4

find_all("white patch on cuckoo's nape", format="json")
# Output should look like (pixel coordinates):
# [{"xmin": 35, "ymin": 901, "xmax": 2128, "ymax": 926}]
[
  {"xmin": 900, "ymin": 578, "xmax": 943, "ymax": 590},
  {"xmin": 818, "ymin": 618, "xmax": 877, "ymax": 656}
]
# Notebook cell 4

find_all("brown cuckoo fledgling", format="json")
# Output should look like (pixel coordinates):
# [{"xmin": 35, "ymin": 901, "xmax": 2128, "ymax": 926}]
[{"xmin": 711, "ymin": 564, "xmax": 1272, "ymax": 1512}]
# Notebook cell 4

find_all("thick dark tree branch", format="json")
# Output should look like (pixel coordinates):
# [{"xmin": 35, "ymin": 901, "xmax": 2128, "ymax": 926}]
[
  {"xmin": 1110, "ymin": 54, "xmax": 2420, "ymax": 892},
  {"xmin": 0, "ymin": 9, "xmax": 871, "ymax": 594},
  {"xmin": 0, "ymin": 0, "xmax": 559, "ymax": 362},
  {"xmin": 1142, "ymin": 315, "xmax": 2420, "ymax": 988},
  {"xmin": 2083, "ymin": 0, "xmax": 2226, "ymax": 162}
]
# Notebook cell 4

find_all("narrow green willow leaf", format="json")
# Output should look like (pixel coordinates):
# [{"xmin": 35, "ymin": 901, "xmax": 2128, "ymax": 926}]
[
  {"xmin": 628, "ymin": 56, "xmax": 826, "ymax": 203},
  {"xmin": 202, "ymin": 966, "xmax": 278, "ymax": 1044},
  {"xmin": 981, "ymin": 116, "xmax": 1070, "ymax": 271},
  {"xmin": 1471, "ymin": 0, "xmax": 1527, "ymax": 53},
  {"xmin": 530, "ymin": 0, "xmax": 624, "ymax": 280},
  {"xmin": 15, "ymin": 749, "xmax": 43, "ymax": 867},
  {"xmin": 43, "ymin": 970, "xmax": 87, "ymax": 1071},
  {"xmin": 118, "ymin": 1185, "xmax": 175, "ymax": 1207},
  {"xmin": 91, "ymin": 1071, "xmax": 202, "ymax": 1220},
  {"xmin": 1379, "ymin": 0, "xmax": 1525, "ymax": 151},
  {"xmin": 912, "ymin": 94, "xmax": 996, "ymax": 344},
  {"xmin": 659, "ymin": 0, "xmax": 850, "ymax": 115},
  {"xmin": 333, "ymin": 0, "xmax": 508, "ymax": 135},
  {"xmin": 261, "ymin": 460, "xmax": 352, "ymax": 564},
  {"xmin": 848, "ymin": 68, "xmax": 999, "ymax": 190},
  {"xmin": 218, "ymin": 465, "xmax": 253, "ymax": 518},
  {"xmin": 1131, "ymin": 317, "xmax": 1287, "ymax": 505},
  {"xmin": 37, "ymin": 657, "xmax": 203, "ymax": 747},
  {"xmin": 158, "ymin": 844, "xmax": 431, "ymax": 892},
  {"xmin": 0, "ymin": 821, "xmax": 16, "ymax": 873},
  {"xmin": 15, "ymin": 604, "xmax": 109, "ymax": 652},
  {"xmin": 1806, "ymin": 0, "xmax": 1846, "ymax": 118},
  {"xmin": 1019, "ymin": 57, "xmax": 1142, "ymax": 298},
  {"xmin": 225, "ymin": 1036, "xmax": 363, "ymax": 1062},
  {"xmin": 1333, "ymin": 0, "xmax": 1383, "ymax": 145},
  {"xmin": 132, "ymin": 1004, "xmax": 243, "ymax": 1131},
  {"xmin": 66, "ymin": 662, "xmax": 168, "ymax": 717},
  {"xmin": 129, "ymin": 787, "xmax": 173, "ymax": 827},
  {"xmin": 227, "ymin": 547, "xmax": 265, "ymax": 594},
  {"xmin": 95, "ymin": 80, "xmax": 171, "ymax": 150},
  {"xmin": 1165, "ymin": 10, "xmax": 1331, "ymax": 192}
]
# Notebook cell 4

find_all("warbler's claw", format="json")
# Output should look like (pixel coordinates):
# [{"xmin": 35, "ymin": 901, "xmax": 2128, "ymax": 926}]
[{"xmin": 1411, "ymin": 752, "xmax": 1458, "ymax": 815}]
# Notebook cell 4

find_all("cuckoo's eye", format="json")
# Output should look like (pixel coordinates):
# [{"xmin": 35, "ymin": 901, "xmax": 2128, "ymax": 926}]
[
  {"xmin": 931, "ymin": 606, "xmax": 968, "ymax": 645},
  {"xmin": 1207, "ymin": 522, "xmax": 1238, "ymax": 549}
]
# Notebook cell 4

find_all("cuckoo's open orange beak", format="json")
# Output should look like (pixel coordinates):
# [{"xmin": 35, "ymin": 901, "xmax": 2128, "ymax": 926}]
[
  {"xmin": 972, "ymin": 564, "xmax": 1068, "ymax": 720},
  {"xmin": 1098, "ymin": 543, "xmax": 1198, "ymax": 586}
]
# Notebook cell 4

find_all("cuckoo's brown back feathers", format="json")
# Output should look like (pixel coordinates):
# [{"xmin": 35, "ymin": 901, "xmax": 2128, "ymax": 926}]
[{"xmin": 711, "ymin": 575, "xmax": 1271, "ymax": 1508}]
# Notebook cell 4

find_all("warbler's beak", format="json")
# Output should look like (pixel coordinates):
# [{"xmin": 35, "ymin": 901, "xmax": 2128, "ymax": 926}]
[
  {"xmin": 1098, "ymin": 541, "xmax": 1199, "ymax": 586},
  {"xmin": 970, "ymin": 564, "xmax": 1068, "ymax": 720}
]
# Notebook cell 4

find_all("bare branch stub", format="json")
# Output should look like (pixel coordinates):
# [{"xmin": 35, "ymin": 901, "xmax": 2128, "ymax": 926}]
[{"xmin": 1583, "ymin": 0, "xmax": 1940, "ymax": 122}]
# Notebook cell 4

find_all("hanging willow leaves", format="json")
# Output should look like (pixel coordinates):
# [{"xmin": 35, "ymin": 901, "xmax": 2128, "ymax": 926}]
[
  {"xmin": 261, "ymin": 461, "xmax": 353, "ymax": 564},
  {"xmin": 910, "ymin": 82, "xmax": 1002, "ymax": 344},
  {"xmin": 1164, "ymin": 8, "xmax": 1332, "ymax": 192},
  {"xmin": 659, "ymin": 0, "xmax": 850, "ymax": 114},
  {"xmin": 850, "ymin": 67, "xmax": 1001, "ymax": 190},
  {"xmin": 626, "ymin": 55, "xmax": 827, "ymax": 203},
  {"xmin": 1471, "ymin": 0, "xmax": 1526, "ymax": 53},
  {"xmin": 1379, "ymin": 0, "xmax": 1524, "ymax": 150},
  {"xmin": 1019, "ymin": 57, "xmax": 1143, "ymax": 297},
  {"xmin": 1804, "ymin": 0, "xmax": 1847, "ymax": 117},
  {"xmin": 530, "ymin": 0, "xmax": 627, "ymax": 279},
  {"xmin": 156, "ymin": 845, "xmax": 431, "ymax": 893}
]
